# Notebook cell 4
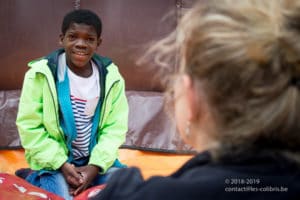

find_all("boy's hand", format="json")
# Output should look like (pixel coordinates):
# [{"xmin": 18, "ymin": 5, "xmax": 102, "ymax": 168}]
[
  {"xmin": 71, "ymin": 164, "xmax": 100, "ymax": 196},
  {"xmin": 60, "ymin": 162, "xmax": 83, "ymax": 188}
]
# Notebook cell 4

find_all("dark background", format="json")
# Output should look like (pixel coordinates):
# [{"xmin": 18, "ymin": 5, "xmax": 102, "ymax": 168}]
[{"xmin": 0, "ymin": 0, "xmax": 195, "ymax": 91}]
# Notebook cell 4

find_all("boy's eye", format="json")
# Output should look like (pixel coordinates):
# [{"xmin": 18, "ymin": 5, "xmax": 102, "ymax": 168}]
[
  {"xmin": 67, "ymin": 34, "xmax": 76, "ymax": 40},
  {"xmin": 87, "ymin": 37, "xmax": 96, "ymax": 42}
]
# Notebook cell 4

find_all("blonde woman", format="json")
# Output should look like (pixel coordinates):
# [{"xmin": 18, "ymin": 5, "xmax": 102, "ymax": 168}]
[{"xmin": 92, "ymin": 0, "xmax": 300, "ymax": 199}]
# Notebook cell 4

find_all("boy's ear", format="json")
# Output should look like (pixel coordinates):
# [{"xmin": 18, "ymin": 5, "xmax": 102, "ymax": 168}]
[
  {"xmin": 97, "ymin": 37, "xmax": 102, "ymax": 47},
  {"xmin": 59, "ymin": 34, "xmax": 64, "ymax": 45}
]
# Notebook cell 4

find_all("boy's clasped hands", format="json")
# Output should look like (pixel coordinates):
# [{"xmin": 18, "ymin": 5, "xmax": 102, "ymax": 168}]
[{"xmin": 61, "ymin": 162, "xmax": 100, "ymax": 196}]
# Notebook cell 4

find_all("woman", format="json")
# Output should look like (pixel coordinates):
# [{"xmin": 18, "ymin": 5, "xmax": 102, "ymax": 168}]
[{"xmin": 92, "ymin": 0, "xmax": 300, "ymax": 199}]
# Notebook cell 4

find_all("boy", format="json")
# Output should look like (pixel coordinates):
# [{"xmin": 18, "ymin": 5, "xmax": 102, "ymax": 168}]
[{"xmin": 16, "ymin": 9, "xmax": 128, "ymax": 199}]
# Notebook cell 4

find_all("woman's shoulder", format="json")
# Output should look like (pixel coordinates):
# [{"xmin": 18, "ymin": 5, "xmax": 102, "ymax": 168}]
[{"xmin": 93, "ymin": 151, "xmax": 300, "ymax": 200}]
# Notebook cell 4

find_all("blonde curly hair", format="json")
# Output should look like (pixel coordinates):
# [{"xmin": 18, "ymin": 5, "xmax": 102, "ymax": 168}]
[{"xmin": 145, "ymin": 0, "xmax": 300, "ymax": 158}]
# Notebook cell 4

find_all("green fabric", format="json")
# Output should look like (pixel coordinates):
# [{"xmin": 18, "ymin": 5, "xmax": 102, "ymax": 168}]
[{"xmin": 16, "ymin": 56, "xmax": 128, "ymax": 173}]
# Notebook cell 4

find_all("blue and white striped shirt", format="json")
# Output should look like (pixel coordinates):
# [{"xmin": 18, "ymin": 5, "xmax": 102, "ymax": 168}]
[{"xmin": 68, "ymin": 63, "xmax": 100, "ymax": 160}]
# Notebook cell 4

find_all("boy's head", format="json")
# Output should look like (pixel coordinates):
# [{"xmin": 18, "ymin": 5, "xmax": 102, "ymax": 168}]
[
  {"xmin": 59, "ymin": 9, "xmax": 103, "ymax": 74},
  {"xmin": 61, "ymin": 9, "xmax": 102, "ymax": 38}
]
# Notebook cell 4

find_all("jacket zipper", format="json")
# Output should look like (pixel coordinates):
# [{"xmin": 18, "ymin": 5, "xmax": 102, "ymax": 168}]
[{"xmin": 99, "ymin": 80, "xmax": 120, "ymax": 127}]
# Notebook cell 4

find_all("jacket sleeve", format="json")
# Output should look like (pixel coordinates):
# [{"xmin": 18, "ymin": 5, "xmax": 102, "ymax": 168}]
[
  {"xmin": 16, "ymin": 69, "xmax": 68, "ymax": 170},
  {"xmin": 89, "ymin": 74, "xmax": 129, "ymax": 172}
]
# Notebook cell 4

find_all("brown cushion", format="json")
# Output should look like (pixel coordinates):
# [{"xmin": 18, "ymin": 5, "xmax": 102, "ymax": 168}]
[
  {"xmin": 0, "ymin": 90, "xmax": 21, "ymax": 149},
  {"xmin": 0, "ymin": 90, "xmax": 195, "ymax": 153}
]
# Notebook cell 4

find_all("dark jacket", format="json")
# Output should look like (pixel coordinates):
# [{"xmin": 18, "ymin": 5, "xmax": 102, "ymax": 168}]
[{"xmin": 92, "ymin": 150, "xmax": 300, "ymax": 200}]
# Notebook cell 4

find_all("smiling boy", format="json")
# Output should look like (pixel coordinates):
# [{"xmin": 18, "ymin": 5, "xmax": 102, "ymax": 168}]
[{"xmin": 16, "ymin": 9, "xmax": 128, "ymax": 199}]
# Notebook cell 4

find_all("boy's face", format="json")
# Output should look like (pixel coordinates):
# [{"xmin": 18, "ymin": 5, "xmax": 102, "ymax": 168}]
[{"xmin": 60, "ymin": 22, "xmax": 101, "ymax": 72}]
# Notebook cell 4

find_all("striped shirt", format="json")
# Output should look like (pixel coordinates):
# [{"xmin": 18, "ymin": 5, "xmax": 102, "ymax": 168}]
[{"xmin": 68, "ymin": 63, "xmax": 100, "ymax": 160}]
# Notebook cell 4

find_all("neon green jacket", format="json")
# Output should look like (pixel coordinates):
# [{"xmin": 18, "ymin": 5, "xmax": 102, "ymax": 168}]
[{"xmin": 16, "ymin": 49, "xmax": 128, "ymax": 173}]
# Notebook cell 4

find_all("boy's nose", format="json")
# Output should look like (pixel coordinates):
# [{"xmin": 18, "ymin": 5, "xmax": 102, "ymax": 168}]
[{"xmin": 75, "ymin": 39, "xmax": 87, "ymax": 48}]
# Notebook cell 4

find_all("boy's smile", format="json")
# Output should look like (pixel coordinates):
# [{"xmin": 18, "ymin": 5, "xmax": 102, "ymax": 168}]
[{"xmin": 60, "ymin": 22, "xmax": 101, "ymax": 77}]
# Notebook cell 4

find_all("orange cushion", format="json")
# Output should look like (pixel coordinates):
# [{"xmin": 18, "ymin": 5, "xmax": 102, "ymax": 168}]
[
  {"xmin": 0, "ymin": 149, "xmax": 28, "ymax": 174},
  {"xmin": 0, "ymin": 149, "xmax": 192, "ymax": 179}
]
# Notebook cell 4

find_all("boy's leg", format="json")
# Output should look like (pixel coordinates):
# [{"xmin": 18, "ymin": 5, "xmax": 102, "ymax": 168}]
[
  {"xmin": 26, "ymin": 171, "xmax": 73, "ymax": 200},
  {"xmin": 40, "ymin": 172, "xmax": 73, "ymax": 200}
]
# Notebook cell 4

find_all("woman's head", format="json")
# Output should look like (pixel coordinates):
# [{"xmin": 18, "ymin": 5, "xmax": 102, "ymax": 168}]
[{"xmin": 150, "ymin": 0, "xmax": 300, "ymax": 154}]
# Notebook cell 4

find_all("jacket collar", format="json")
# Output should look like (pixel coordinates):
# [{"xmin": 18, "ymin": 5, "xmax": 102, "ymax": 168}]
[{"xmin": 45, "ymin": 48, "xmax": 111, "ymax": 81}]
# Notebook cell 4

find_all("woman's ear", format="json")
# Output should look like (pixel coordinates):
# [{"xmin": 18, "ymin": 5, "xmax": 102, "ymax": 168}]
[
  {"xmin": 182, "ymin": 74, "xmax": 201, "ymax": 121},
  {"xmin": 59, "ymin": 34, "xmax": 64, "ymax": 46}
]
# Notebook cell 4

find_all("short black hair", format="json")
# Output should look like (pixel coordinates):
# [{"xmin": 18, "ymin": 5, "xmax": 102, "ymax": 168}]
[{"xmin": 61, "ymin": 9, "xmax": 102, "ymax": 38}]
